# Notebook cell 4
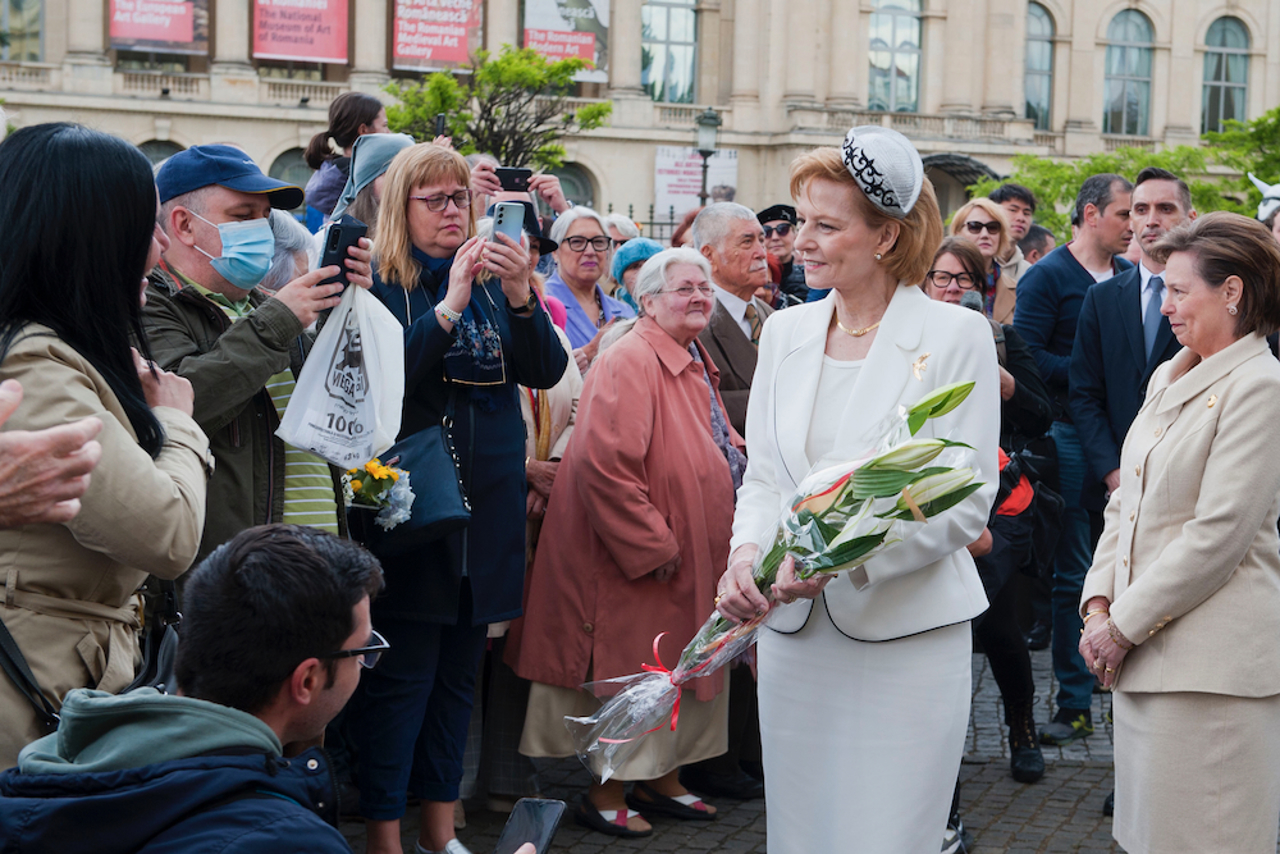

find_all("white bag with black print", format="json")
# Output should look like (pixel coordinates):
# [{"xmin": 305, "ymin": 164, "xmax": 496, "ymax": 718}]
[{"xmin": 277, "ymin": 285, "xmax": 403, "ymax": 468}]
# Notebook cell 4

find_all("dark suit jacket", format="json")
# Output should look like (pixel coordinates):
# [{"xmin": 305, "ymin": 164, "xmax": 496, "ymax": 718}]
[
  {"xmin": 697, "ymin": 297, "xmax": 773, "ymax": 436},
  {"xmin": 1069, "ymin": 266, "xmax": 1181, "ymax": 511}
]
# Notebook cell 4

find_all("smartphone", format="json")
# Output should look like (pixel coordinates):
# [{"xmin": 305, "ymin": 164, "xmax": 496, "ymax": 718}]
[
  {"xmin": 491, "ymin": 202, "xmax": 525, "ymax": 245},
  {"xmin": 493, "ymin": 798, "xmax": 566, "ymax": 854},
  {"xmin": 435, "ymin": 112, "xmax": 447, "ymax": 137},
  {"xmin": 318, "ymin": 214, "xmax": 368, "ymax": 287},
  {"xmin": 495, "ymin": 167, "xmax": 533, "ymax": 192}
]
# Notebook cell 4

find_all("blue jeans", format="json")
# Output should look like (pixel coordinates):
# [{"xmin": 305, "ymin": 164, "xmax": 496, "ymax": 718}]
[
  {"xmin": 1049, "ymin": 421, "xmax": 1095, "ymax": 713},
  {"xmin": 349, "ymin": 584, "xmax": 489, "ymax": 820}
]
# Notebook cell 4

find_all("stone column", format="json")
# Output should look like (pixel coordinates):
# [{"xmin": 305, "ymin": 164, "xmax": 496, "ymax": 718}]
[
  {"xmin": 781, "ymin": 0, "xmax": 816, "ymax": 104},
  {"xmin": 826, "ymin": 0, "xmax": 859, "ymax": 107},
  {"xmin": 485, "ymin": 0, "xmax": 519, "ymax": 55},
  {"xmin": 981, "ymin": 0, "xmax": 1017, "ymax": 116},
  {"xmin": 939, "ymin": 0, "xmax": 974, "ymax": 112},
  {"xmin": 609, "ymin": 0, "xmax": 644, "ymax": 95},
  {"xmin": 350, "ymin": 0, "xmax": 390, "ymax": 92},
  {"xmin": 211, "ymin": 0, "xmax": 259, "ymax": 104},
  {"xmin": 63, "ymin": 0, "xmax": 111, "ymax": 94}
]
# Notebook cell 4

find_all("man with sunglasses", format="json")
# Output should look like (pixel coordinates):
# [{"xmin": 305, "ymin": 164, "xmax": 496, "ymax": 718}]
[
  {"xmin": 757, "ymin": 203, "xmax": 811, "ymax": 304},
  {"xmin": 0, "ymin": 526, "xmax": 396, "ymax": 854}
]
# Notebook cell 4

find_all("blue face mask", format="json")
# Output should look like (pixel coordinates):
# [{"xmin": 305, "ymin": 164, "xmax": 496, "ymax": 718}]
[{"xmin": 193, "ymin": 213, "xmax": 275, "ymax": 290}]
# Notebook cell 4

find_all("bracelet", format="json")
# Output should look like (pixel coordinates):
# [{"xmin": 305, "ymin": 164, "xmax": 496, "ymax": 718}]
[
  {"xmin": 1083, "ymin": 609, "xmax": 1109, "ymax": 625},
  {"xmin": 435, "ymin": 303, "xmax": 462, "ymax": 324},
  {"xmin": 1106, "ymin": 618, "xmax": 1134, "ymax": 650}
]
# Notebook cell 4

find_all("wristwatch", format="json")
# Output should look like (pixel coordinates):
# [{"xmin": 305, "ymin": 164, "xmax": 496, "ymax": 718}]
[{"xmin": 511, "ymin": 292, "xmax": 538, "ymax": 314}]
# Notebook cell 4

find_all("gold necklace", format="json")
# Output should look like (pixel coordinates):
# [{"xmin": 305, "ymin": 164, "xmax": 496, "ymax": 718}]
[{"xmin": 836, "ymin": 318, "xmax": 881, "ymax": 337}]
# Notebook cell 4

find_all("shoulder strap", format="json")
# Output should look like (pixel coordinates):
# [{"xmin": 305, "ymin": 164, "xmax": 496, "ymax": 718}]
[{"xmin": 0, "ymin": 618, "xmax": 60, "ymax": 731}]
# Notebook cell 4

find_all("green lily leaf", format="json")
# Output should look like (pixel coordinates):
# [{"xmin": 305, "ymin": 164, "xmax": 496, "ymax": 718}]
[{"xmin": 877, "ymin": 482, "xmax": 984, "ymax": 521}]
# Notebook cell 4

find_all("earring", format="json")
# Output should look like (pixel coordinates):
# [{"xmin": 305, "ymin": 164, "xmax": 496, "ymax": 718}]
[
  {"xmin": 1228, "ymin": 304, "xmax": 1239, "ymax": 316},
  {"xmin": 874, "ymin": 253, "xmax": 883, "ymax": 261}
]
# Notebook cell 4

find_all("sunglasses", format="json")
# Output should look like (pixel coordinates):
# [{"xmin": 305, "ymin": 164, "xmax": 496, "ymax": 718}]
[
  {"xmin": 762, "ymin": 223, "xmax": 793, "ymax": 238},
  {"xmin": 964, "ymin": 220, "xmax": 1002, "ymax": 235}
]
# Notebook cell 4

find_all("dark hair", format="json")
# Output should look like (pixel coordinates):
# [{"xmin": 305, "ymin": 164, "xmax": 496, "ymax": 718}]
[
  {"xmin": 305, "ymin": 92, "xmax": 384, "ymax": 169},
  {"xmin": 1148, "ymin": 211, "xmax": 1280, "ymax": 338},
  {"xmin": 0, "ymin": 123, "xmax": 165, "ymax": 456},
  {"xmin": 1074, "ymin": 173, "xmax": 1133, "ymax": 225},
  {"xmin": 989, "ymin": 183, "xmax": 1037, "ymax": 212},
  {"xmin": 1133, "ymin": 166, "xmax": 1193, "ymax": 213},
  {"xmin": 931, "ymin": 236, "xmax": 989, "ymax": 295},
  {"xmin": 176, "ymin": 525, "xmax": 385, "ymax": 714},
  {"xmin": 1019, "ymin": 224, "xmax": 1055, "ymax": 257}
]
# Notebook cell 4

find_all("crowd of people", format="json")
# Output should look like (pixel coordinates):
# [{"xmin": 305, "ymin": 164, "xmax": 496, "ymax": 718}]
[{"xmin": 1, "ymin": 106, "xmax": 1280, "ymax": 854}]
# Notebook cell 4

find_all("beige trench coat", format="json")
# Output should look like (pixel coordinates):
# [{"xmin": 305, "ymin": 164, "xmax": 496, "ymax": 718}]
[{"xmin": 0, "ymin": 326, "xmax": 209, "ymax": 767}]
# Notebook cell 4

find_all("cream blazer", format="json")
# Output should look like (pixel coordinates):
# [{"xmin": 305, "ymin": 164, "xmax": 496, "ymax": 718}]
[
  {"xmin": 730, "ymin": 284, "xmax": 1000, "ymax": 641},
  {"xmin": 1082, "ymin": 333, "xmax": 1280, "ymax": 697}
]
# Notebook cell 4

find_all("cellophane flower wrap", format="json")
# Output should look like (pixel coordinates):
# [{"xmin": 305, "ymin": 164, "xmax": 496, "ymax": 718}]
[{"xmin": 566, "ymin": 380, "xmax": 984, "ymax": 781}]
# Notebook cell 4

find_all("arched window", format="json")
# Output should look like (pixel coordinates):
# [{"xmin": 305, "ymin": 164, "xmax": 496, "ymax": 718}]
[
  {"xmin": 1103, "ymin": 10, "xmax": 1153, "ymax": 136},
  {"xmin": 138, "ymin": 140, "xmax": 184, "ymax": 167},
  {"xmin": 1, "ymin": 0, "xmax": 42, "ymax": 62},
  {"xmin": 868, "ymin": 0, "xmax": 921, "ymax": 113},
  {"xmin": 269, "ymin": 148, "xmax": 312, "ymax": 216},
  {"xmin": 1025, "ymin": 3, "xmax": 1054, "ymax": 130},
  {"xmin": 642, "ymin": 0, "xmax": 697, "ymax": 104},
  {"xmin": 549, "ymin": 163, "xmax": 595, "ymax": 209},
  {"xmin": 1202, "ymin": 17, "xmax": 1249, "ymax": 134}
]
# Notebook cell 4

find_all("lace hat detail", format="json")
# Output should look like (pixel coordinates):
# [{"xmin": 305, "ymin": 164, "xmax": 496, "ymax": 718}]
[{"xmin": 841, "ymin": 126, "xmax": 924, "ymax": 219}]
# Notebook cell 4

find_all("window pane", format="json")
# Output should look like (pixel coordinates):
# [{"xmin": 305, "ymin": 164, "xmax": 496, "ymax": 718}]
[
  {"xmin": 896, "ymin": 16, "xmax": 920, "ymax": 50},
  {"xmin": 1226, "ymin": 53, "xmax": 1247, "ymax": 84},
  {"xmin": 1130, "ymin": 46, "xmax": 1151, "ymax": 78},
  {"xmin": 7, "ymin": 0, "xmax": 41, "ymax": 62},
  {"xmin": 1028, "ymin": 3, "xmax": 1052, "ymax": 39},
  {"xmin": 1129, "ymin": 80, "xmax": 1150, "ymax": 135},
  {"xmin": 669, "ymin": 7, "xmax": 694, "ymax": 43},
  {"xmin": 1026, "ymin": 75, "xmax": 1050, "ymax": 129},
  {"xmin": 1203, "ymin": 51, "xmax": 1224, "ymax": 83},
  {"xmin": 648, "ymin": 6, "xmax": 668, "ymax": 41},
  {"xmin": 1105, "ymin": 45, "xmax": 1125, "ymax": 76},
  {"xmin": 869, "ymin": 13, "xmax": 892, "ymax": 50},
  {"xmin": 895, "ymin": 51, "xmax": 919, "ymax": 112},
  {"xmin": 1223, "ymin": 85, "xmax": 1244, "ymax": 124},
  {"xmin": 641, "ymin": 5, "xmax": 655, "ymax": 39},
  {"xmin": 667, "ymin": 45, "xmax": 695, "ymax": 103},
  {"xmin": 1027, "ymin": 40, "xmax": 1051, "ymax": 72},
  {"xmin": 1103, "ymin": 80, "xmax": 1123, "ymax": 133},
  {"xmin": 642, "ymin": 43, "xmax": 667, "ymax": 95},
  {"xmin": 869, "ymin": 50, "xmax": 892, "ymax": 110}
]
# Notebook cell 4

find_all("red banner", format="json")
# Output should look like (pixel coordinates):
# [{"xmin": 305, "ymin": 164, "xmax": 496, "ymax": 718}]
[
  {"xmin": 392, "ymin": 0, "xmax": 483, "ymax": 71},
  {"xmin": 253, "ymin": 0, "xmax": 349, "ymax": 64},
  {"xmin": 110, "ymin": 0, "xmax": 208, "ymax": 54},
  {"xmin": 522, "ymin": 28, "xmax": 594, "ymax": 61}
]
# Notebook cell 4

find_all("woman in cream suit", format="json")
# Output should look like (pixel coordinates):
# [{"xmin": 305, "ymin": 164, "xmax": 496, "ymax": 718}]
[
  {"xmin": 717, "ymin": 127, "xmax": 1000, "ymax": 852},
  {"xmin": 1079, "ymin": 212, "xmax": 1280, "ymax": 854}
]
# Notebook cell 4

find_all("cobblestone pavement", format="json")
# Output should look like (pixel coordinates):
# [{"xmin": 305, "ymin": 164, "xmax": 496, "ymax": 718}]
[{"xmin": 340, "ymin": 647, "xmax": 1277, "ymax": 852}]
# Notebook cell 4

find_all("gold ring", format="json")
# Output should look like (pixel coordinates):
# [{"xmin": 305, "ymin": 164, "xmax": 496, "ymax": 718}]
[
  {"xmin": 1105, "ymin": 667, "xmax": 1115, "ymax": 673},
  {"xmin": 1094, "ymin": 660, "xmax": 1104, "ymax": 669},
  {"xmin": 714, "ymin": 595, "xmax": 723, "ymax": 606}
]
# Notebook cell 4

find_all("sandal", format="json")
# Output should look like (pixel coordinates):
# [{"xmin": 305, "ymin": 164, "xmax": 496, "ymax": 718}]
[
  {"xmin": 572, "ymin": 795, "xmax": 652, "ymax": 838},
  {"xmin": 625, "ymin": 781, "xmax": 717, "ymax": 821}
]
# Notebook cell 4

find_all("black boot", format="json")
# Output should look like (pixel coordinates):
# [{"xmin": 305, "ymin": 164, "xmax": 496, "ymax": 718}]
[{"xmin": 1007, "ymin": 700, "xmax": 1045, "ymax": 783}]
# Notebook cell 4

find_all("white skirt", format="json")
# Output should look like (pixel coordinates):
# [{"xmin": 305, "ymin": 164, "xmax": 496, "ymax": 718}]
[{"xmin": 758, "ymin": 601, "xmax": 971, "ymax": 854}]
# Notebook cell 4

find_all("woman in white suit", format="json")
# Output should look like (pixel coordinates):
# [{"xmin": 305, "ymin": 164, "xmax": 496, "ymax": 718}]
[
  {"xmin": 1079, "ymin": 212, "xmax": 1280, "ymax": 854},
  {"xmin": 716, "ymin": 127, "xmax": 1000, "ymax": 852}
]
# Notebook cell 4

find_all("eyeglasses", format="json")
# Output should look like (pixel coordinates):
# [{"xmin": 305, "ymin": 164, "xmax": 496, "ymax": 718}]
[
  {"xmin": 409, "ymin": 190, "xmax": 473, "ymax": 212},
  {"xmin": 562, "ymin": 235, "xmax": 613, "ymax": 252},
  {"xmin": 762, "ymin": 223, "xmax": 793, "ymax": 238},
  {"xmin": 319, "ymin": 629, "xmax": 390, "ymax": 670},
  {"xmin": 925, "ymin": 270, "xmax": 978, "ymax": 290},
  {"xmin": 659, "ymin": 285, "xmax": 715, "ymax": 299},
  {"xmin": 964, "ymin": 220, "xmax": 1002, "ymax": 235}
]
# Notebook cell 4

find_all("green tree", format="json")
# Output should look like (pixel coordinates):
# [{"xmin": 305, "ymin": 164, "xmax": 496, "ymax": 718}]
[
  {"xmin": 967, "ymin": 146, "xmax": 1247, "ymax": 241},
  {"xmin": 384, "ymin": 46, "xmax": 612, "ymax": 170},
  {"xmin": 1204, "ymin": 105, "xmax": 1280, "ymax": 219}
]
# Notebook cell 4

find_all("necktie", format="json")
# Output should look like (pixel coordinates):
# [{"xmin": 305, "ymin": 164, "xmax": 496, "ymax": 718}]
[
  {"xmin": 1143, "ymin": 276, "xmax": 1164, "ymax": 359},
  {"xmin": 744, "ymin": 303, "xmax": 762, "ymax": 346}
]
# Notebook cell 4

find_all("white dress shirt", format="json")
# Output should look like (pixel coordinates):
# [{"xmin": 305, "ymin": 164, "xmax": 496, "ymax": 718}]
[
  {"xmin": 1138, "ymin": 260, "xmax": 1165, "ymax": 318},
  {"xmin": 713, "ymin": 284, "xmax": 755, "ymax": 340}
]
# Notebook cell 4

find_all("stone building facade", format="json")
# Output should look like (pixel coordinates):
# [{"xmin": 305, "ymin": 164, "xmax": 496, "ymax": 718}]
[{"xmin": 2, "ymin": 0, "xmax": 1276, "ymax": 220}]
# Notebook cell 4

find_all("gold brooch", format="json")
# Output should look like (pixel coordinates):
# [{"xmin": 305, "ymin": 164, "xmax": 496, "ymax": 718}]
[
  {"xmin": 1207, "ymin": 394, "xmax": 1218, "ymax": 409},
  {"xmin": 912, "ymin": 353, "xmax": 931, "ymax": 381}
]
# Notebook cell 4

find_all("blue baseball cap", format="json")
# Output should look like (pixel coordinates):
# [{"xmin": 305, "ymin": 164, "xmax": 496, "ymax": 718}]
[{"xmin": 156, "ymin": 144, "xmax": 304, "ymax": 210}]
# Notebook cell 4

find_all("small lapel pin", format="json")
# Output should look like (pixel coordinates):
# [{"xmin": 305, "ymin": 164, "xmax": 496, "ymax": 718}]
[
  {"xmin": 1207, "ymin": 394, "xmax": 1218, "ymax": 409},
  {"xmin": 912, "ymin": 353, "xmax": 931, "ymax": 381}
]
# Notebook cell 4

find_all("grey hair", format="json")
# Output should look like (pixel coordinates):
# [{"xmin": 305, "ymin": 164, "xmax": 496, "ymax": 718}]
[
  {"xmin": 465, "ymin": 152, "xmax": 499, "ymax": 168},
  {"xmin": 691, "ymin": 202, "xmax": 761, "ymax": 250},
  {"xmin": 159, "ymin": 185, "xmax": 217, "ymax": 228},
  {"xmin": 260, "ymin": 210, "xmax": 314, "ymax": 292},
  {"xmin": 631, "ymin": 247, "xmax": 713, "ymax": 316},
  {"xmin": 549, "ymin": 205, "xmax": 610, "ymax": 245},
  {"xmin": 1074, "ymin": 173, "xmax": 1133, "ymax": 225},
  {"xmin": 598, "ymin": 317, "xmax": 638, "ymax": 352},
  {"xmin": 603, "ymin": 212, "xmax": 640, "ymax": 240}
]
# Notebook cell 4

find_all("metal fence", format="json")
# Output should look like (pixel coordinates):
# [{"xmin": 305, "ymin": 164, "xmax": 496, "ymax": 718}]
[{"xmin": 603, "ymin": 203, "xmax": 688, "ymax": 246}]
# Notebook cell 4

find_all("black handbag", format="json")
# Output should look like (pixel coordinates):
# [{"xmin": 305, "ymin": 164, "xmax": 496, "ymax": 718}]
[
  {"xmin": 123, "ymin": 578, "xmax": 181, "ymax": 694},
  {"xmin": 356, "ymin": 387, "xmax": 471, "ymax": 558}
]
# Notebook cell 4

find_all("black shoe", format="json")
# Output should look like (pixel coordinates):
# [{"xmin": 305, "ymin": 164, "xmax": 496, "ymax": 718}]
[
  {"xmin": 1006, "ymin": 700, "xmax": 1045, "ymax": 783},
  {"xmin": 1103, "ymin": 790, "xmax": 1114, "ymax": 816},
  {"xmin": 1039, "ymin": 707, "xmax": 1093, "ymax": 746},
  {"xmin": 1024, "ymin": 621, "xmax": 1050, "ymax": 651},
  {"xmin": 679, "ymin": 765, "xmax": 765, "ymax": 800}
]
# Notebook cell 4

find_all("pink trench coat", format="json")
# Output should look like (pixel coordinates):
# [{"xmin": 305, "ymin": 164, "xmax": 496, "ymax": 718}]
[{"xmin": 509, "ymin": 316, "xmax": 741, "ymax": 703}]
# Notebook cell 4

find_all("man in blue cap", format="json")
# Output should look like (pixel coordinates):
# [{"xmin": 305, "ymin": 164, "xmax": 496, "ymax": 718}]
[{"xmin": 143, "ymin": 145, "xmax": 372, "ymax": 562}]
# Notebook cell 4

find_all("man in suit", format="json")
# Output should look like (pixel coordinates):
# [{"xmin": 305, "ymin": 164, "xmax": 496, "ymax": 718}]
[
  {"xmin": 1071, "ymin": 167, "xmax": 1194, "ymax": 515},
  {"xmin": 1014, "ymin": 173, "xmax": 1134, "ymax": 747},
  {"xmin": 693, "ymin": 202, "xmax": 774, "ymax": 437}
]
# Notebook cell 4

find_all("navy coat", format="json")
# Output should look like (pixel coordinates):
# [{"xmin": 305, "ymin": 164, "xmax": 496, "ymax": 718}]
[
  {"xmin": 1069, "ymin": 266, "xmax": 1181, "ymax": 511},
  {"xmin": 369, "ymin": 267, "xmax": 568, "ymax": 625},
  {"xmin": 0, "ymin": 747, "xmax": 345, "ymax": 854}
]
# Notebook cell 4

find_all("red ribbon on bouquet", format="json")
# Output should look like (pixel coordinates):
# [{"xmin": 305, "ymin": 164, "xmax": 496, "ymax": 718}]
[{"xmin": 598, "ymin": 633, "xmax": 681, "ymax": 744}]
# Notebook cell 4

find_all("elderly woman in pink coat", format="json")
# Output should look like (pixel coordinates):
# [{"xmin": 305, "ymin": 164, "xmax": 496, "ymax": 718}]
[{"xmin": 510, "ymin": 248, "xmax": 740, "ymax": 839}]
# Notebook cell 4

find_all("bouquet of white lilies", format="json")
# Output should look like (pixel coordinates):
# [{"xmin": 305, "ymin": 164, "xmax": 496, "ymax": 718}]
[{"xmin": 566, "ymin": 381, "xmax": 984, "ymax": 781}]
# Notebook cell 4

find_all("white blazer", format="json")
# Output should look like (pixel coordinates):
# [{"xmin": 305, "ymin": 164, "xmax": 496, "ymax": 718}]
[{"xmin": 730, "ymin": 284, "xmax": 1000, "ymax": 641}]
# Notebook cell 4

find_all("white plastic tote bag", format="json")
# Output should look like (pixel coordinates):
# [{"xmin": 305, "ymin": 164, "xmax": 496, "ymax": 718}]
[{"xmin": 277, "ymin": 285, "xmax": 404, "ymax": 469}]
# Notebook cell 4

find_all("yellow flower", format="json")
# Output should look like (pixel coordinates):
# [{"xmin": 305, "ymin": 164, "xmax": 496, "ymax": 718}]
[
  {"xmin": 351, "ymin": 479, "xmax": 363, "ymax": 491},
  {"xmin": 387, "ymin": 469, "xmax": 400, "ymax": 482},
  {"xmin": 365, "ymin": 461, "xmax": 380, "ymax": 475},
  {"xmin": 347, "ymin": 468, "xmax": 359, "ymax": 476}
]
